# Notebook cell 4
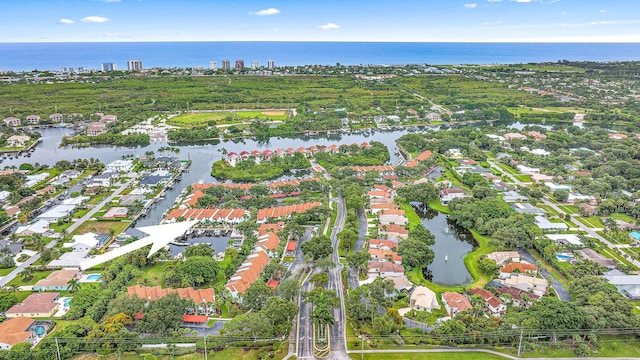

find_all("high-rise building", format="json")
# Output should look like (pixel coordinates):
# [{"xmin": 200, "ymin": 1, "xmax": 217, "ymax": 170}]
[
  {"xmin": 222, "ymin": 59, "xmax": 231, "ymax": 71},
  {"xmin": 235, "ymin": 59, "xmax": 245, "ymax": 70},
  {"xmin": 208, "ymin": 61, "xmax": 217, "ymax": 70},
  {"xmin": 267, "ymin": 59, "xmax": 275, "ymax": 70},
  {"xmin": 127, "ymin": 60, "xmax": 143, "ymax": 72},
  {"xmin": 251, "ymin": 61, "xmax": 259, "ymax": 70},
  {"xmin": 101, "ymin": 62, "xmax": 117, "ymax": 72}
]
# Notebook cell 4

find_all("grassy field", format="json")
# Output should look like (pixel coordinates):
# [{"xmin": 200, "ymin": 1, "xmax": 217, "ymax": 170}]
[
  {"xmin": 7, "ymin": 270, "xmax": 53, "ymax": 286},
  {"xmin": 556, "ymin": 205, "xmax": 578, "ymax": 214},
  {"xmin": 170, "ymin": 110, "xmax": 289, "ymax": 127},
  {"xmin": 609, "ymin": 213, "xmax": 636, "ymax": 223},
  {"xmin": 73, "ymin": 220, "xmax": 130, "ymax": 235}
]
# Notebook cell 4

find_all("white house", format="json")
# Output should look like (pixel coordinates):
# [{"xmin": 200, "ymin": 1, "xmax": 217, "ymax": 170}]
[
  {"xmin": 64, "ymin": 232, "xmax": 100, "ymax": 251},
  {"xmin": 516, "ymin": 165, "xmax": 540, "ymax": 174},
  {"xmin": 105, "ymin": 160, "xmax": 134, "ymax": 172}
]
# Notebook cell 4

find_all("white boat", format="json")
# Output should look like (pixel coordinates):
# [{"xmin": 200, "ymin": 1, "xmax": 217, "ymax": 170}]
[{"xmin": 444, "ymin": 254, "xmax": 448, "ymax": 262}]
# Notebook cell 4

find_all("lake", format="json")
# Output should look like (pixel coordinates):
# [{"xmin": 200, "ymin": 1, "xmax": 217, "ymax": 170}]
[{"xmin": 417, "ymin": 206, "xmax": 476, "ymax": 286}]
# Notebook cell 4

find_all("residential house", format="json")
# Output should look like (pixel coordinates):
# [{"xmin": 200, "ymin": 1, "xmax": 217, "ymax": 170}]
[
  {"xmin": 409, "ymin": 286, "xmax": 440, "ymax": 312},
  {"xmin": 33, "ymin": 269, "xmax": 80, "ymax": 291},
  {"xmin": 499, "ymin": 262, "xmax": 538, "ymax": 279},
  {"xmin": 368, "ymin": 248, "xmax": 402, "ymax": 264},
  {"xmin": 127, "ymin": 285, "xmax": 215, "ymax": 313},
  {"xmin": 3, "ymin": 117, "xmax": 20, "ymax": 126},
  {"xmin": 64, "ymin": 232, "xmax": 101, "ymax": 251},
  {"xmin": 165, "ymin": 208, "xmax": 248, "ymax": 224},
  {"xmin": 502, "ymin": 191, "xmax": 529, "ymax": 203},
  {"xmin": 378, "ymin": 209, "xmax": 408, "ymax": 226},
  {"xmin": 49, "ymin": 113, "xmax": 64, "ymax": 122},
  {"xmin": 285, "ymin": 241, "xmax": 297, "ymax": 256},
  {"xmin": 602, "ymin": 274, "xmax": 640, "ymax": 300},
  {"xmin": 15, "ymin": 219, "xmax": 50, "ymax": 237},
  {"xmin": 36, "ymin": 204, "xmax": 76, "ymax": 223},
  {"xmin": 26, "ymin": 115, "xmax": 40, "ymax": 124},
  {"xmin": 378, "ymin": 224, "xmax": 408, "ymax": 240},
  {"xmin": 87, "ymin": 122, "xmax": 107, "ymax": 136},
  {"xmin": 502, "ymin": 274, "xmax": 548, "ymax": 296},
  {"xmin": 545, "ymin": 182, "xmax": 572, "ymax": 192},
  {"xmin": 486, "ymin": 251, "xmax": 521, "ymax": 265},
  {"xmin": 511, "ymin": 203, "xmax": 546, "ymax": 216},
  {"xmin": 546, "ymin": 234, "xmax": 583, "ymax": 246},
  {"xmin": 256, "ymin": 202, "xmax": 322, "ymax": 223},
  {"xmin": 405, "ymin": 150, "xmax": 433, "ymax": 168},
  {"xmin": 442, "ymin": 292, "xmax": 472, "ymax": 317},
  {"xmin": 0, "ymin": 317, "xmax": 49, "ymax": 350},
  {"xmin": 440, "ymin": 188, "xmax": 466, "ymax": 205},
  {"xmin": 5, "ymin": 293, "xmax": 60, "ymax": 318},
  {"xmin": 608, "ymin": 133, "xmax": 628, "ymax": 140},
  {"xmin": 369, "ymin": 239, "xmax": 398, "ymax": 251},
  {"xmin": 370, "ymin": 203, "xmax": 397, "ymax": 214},
  {"xmin": 504, "ymin": 133, "xmax": 527, "ymax": 141},
  {"xmin": 6, "ymin": 135, "xmax": 30, "ymax": 147},
  {"xmin": 469, "ymin": 288, "xmax": 506, "ymax": 316},
  {"xmin": 426, "ymin": 112, "xmax": 441, "ymax": 121},
  {"xmin": 105, "ymin": 160, "xmax": 134, "ymax": 172},
  {"xmin": 516, "ymin": 165, "xmax": 540, "ymax": 174},
  {"xmin": 0, "ymin": 190, "xmax": 10, "ymax": 203},
  {"xmin": 367, "ymin": 262, "xmax": 404, "ymax": 279},
  {"xmin": 487, "ymin": 281, "xmax": 540, "ymax": 307},
  {"xmin": 100, "ymin": 114, "xmax": 118, "ymax": 123},
  {"xmin": 226, "ymin": 250, "xmax": 271, "ymax": 298}
]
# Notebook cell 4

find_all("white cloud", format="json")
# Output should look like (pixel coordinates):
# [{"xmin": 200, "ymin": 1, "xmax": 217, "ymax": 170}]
[
  {"xmin": 82, "ymin": 16, "xmax": 110, "ymax": 23},
  {"xmin": 318, "ymin": 23, "xmax": 340, "ymax": 30},
  {"xmin": 487, "ymin": 0, "xmax": 502, "ymax": 2},
  {"xmin": 600, "ymin": 9, "xmax": 607, "ymax": 13},
  {"xmin": 58, "ymin": 18, "xmax": 74, "ymax": 25},
  {"xmin": 103, "ymin": 33, "xmax": 131, "ymax": 38},
  {"xmin": 464, "ymin": 3, "xmax": 477, "ymax": 8},
  {"xmin": 250, "ymin": 8, "xmax": 281, "ymax": 16}
]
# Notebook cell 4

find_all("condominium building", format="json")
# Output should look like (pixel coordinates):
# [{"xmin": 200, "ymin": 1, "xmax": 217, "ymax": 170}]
[
  {"xmin": 127, "ymin": 60, "xmax": 143, "ymax": 72},
  {"xmin": 221, "ymin": 59, "xmax": 231, "ymax": 71},
  {"xmin": 235, "ymin": 59, "xmax": 245, "ymax": 70}
]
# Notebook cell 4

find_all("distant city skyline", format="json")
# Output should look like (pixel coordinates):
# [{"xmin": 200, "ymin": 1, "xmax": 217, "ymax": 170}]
[{"xmin": 2, "ymin": 0, "xmax": 639, "ymax": 43}]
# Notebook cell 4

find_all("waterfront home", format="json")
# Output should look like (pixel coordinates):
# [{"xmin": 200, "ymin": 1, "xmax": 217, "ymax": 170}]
[
  {"xmin": 409, "ymin": 286, "xmax": 440, "ymax": 312},
  {"xmin": 469, "ymin": 288, "xmax": 506, "ymax": 317},
  {"xmin": 442, "ymin": 292, "xmax": 472, "ymax": 317},
  {"xmin": 0, "ymin": 317, "xmax": 50, "ymax": 350},
  {"xmin": 33, "ymin": 269, "xmax": 80, "ymax": 291},
  {"xmin": 7, "ymin": 135, "xmax": 30, "ymax": 147},
  {"xmin": 166, "ymin": 208, "xmax": 248, "ymax": 224},
  {"xmin": 369, "ymin": 239, "xmax": 398, "ymax": 251},
  {"xmin": 3, "ymin": 117, "xmax": 21, "ymax": 126},
  {"xmin": 370, "ymin": 203, "xmax": 398, "ymax": 214},
  {"xmin": 256, "ymin": 201, "xmax": 322, "ymax": 223},
  {"xmin": 50, "ymin": 113, "xmax": 64, "ymax": 122},
  {"xmin": 105, "ymin": 160, "xmax": 134, "ymax": 172},
  {"xmin": 439, "ymin": 188, "xmax": 466, "ymax": 205},
  {"xmin": 499, "ymin": 262, "xmax": 538, "ymax": 279},
  {"xmin": 87, "ymin": 122, "xmax": 107, "ymax": 136},
  {"xmin": 378, "ymin": 209, "xmax": 408, "ymax": 226},
  {"xmin": 486, "ymin": 251, "xmax": 521, "ymax": 265},
  {"xmin": 378, "ymin": 224, "xmax": 408, "ymax": 240},
  {"xmin": 5, "ymin": 293, "xmax": 60, "ymax": 318},
  {"xmin": 367, "ymin": 261, "xmax": 404, "ymax": 279},
  {"xmin": 405, "ymin": 150, "xmax": 433, "ymax": 168},
  {"xmin": 26, "ymin": 115, "xmax": 40, "ymax": 124}
]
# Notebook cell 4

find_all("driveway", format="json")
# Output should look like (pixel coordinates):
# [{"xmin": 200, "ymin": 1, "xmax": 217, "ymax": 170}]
[{"xmin": 518, "ymin": 249, "xmax": 571, "ymax": 301}]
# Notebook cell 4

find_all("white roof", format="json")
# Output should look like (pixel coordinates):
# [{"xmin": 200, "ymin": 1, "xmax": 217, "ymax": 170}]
[
  {"xmin": 38, "ymin": 204, "xmax": 76, "ymax": 221},
  {"xmin": 546, "ymin": 234, "xmax": 583, "ymax": 246},
  {"xmin": 16, "ymin": 219, "xmax": 50, "ymax": 234},
  {"xmin": 48, "ymin": 250, "xmax": 90, "ymax": 268},
  {"xmin": 0, "ymin": 190, "xmax": 10, "ymax": 201},
  {"xmin": 65, "ymin": 232, "xmax": 100, "ymax": 249},
  {"xmin": 106, "ymin": 159, "xmax": 133, "ymax": 167},
  {"xmin": 411, "ymin": 286, "xmax": 440, "ymax": 310},
  {"xmin": 61, "ymin": 196, "xmax": 89, "ymax": 205},
  {"xmin": 603, "ymin": 275, "xmax": 640, "ymax": 286},
  {"xmin": 535, "ymin": 216, "xmax": 568, "ymax": 230}
]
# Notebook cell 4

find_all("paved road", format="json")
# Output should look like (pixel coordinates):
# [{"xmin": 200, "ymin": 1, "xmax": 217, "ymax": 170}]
[
  {"xmin": 518, "ymin": 249, "xmax": 571, "ymax": 302},
  {"xmin": 541, "ymin": 199, "xmax": 640, "ymax": 268},
  {"xmin": 296, "ymin": 269, "xmax": 316, "ymax": 360},
  {"xmin": 326, "ymin": 196, "xmax": 348, "ymax": 359},
  {"xmin": 347, "ymin": 208, "xmax": 369, "ymax": 289},
  {"xmin": 0, "ymin": 179, "xmax": 134, "ymax": 288}
]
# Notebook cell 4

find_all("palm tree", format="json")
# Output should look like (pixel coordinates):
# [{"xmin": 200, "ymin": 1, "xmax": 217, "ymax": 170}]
[
  {"xmin": 67, "ymin": 278, "xmax": 81, "ymax": 293},
  {"xmin": 21, "ymin": 267, "xmax": 34, "ymax": 281},
  {"xmin": 5, "ymin": 285, "xmax": 20, "ymax": 292}
]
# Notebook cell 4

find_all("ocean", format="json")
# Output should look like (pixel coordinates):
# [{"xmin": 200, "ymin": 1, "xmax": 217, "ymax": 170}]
[{"xmin": 1, "ymin": 42, "xmax": 640, "ymax": 71}]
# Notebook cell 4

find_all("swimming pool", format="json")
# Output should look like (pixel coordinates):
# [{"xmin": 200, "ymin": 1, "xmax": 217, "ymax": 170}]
[
  {"xmin": 64, "ymin": 298, "xmax": 72, "ymax": 307},
  {"xmin": 86, "ymin": 274, "xmax": 102, "ymax": 281},
  {"xmin": 34, "ymin": 326, "xmax": 45, "ymax": 336},
  {"xmin": 556, "ymin": 254, "xmax": 574, "ymax": 262}
]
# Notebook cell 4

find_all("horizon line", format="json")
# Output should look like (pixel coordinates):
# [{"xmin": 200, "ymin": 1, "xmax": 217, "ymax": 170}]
[{"xmin": 2, "ymin": 40, "xmax": 640, "ymax": 44}]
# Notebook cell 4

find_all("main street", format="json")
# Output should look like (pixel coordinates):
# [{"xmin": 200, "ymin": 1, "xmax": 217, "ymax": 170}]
[{"xmin": 0, "ymin": 178, "xmax": 134, "ymax": 288}]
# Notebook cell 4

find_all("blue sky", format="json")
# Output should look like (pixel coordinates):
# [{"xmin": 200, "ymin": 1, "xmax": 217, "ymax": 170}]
[{"xmin": 2, "ymin": 0, "xmax": 640, "ymax": 42}]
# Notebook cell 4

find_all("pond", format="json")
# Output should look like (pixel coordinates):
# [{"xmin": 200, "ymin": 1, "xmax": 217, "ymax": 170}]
[{"xmin": 416, "ymin": 205, "xmax": 476, "ymax": 286}]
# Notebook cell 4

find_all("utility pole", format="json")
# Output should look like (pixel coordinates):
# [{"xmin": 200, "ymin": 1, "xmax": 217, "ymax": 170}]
[
  {"xmin": 203, "ymin": 335, "xmax": 207, "ymax": 360},
  {"xmin": 55, "ymin": 337, "xmax": 61, "ymax": 360},
  {"xmin": 361, "ymin": 335, "xmax": 364, "ymax": 360},
  {"xmin": 517, "ymin": 328, "xmax": 524, "ymax": 358}
]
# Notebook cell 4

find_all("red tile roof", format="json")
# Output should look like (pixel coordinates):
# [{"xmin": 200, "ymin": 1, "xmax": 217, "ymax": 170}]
[
  {"xmin": 256, "ymin": 201, "xmax": 322, "ymax": 222},
  {"xmin": 127, "ymin": 285, "xmax": 215, "ymax": 304},
  {"xmin": 182, "ymin": 314, "xmax": 208, "ymax": 323}
]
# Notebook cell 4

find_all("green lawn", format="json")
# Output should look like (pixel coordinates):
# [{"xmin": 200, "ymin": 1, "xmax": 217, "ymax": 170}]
[
  {"xmin": 72, "ymin": 220, "xmax": 129, "ymax": 236},
  {"xmin": 170, "ymin": 110, "xmax": 288, "ymax": 127},
  {"xmin": 426, "ymin": 199, "xmax": 450, "ymax": 214},
  {"xmin": 513, "ymin": 175, "xmax": 532, "ymax": 183},
  {"xmin": 350, "ymin": 353, "xmax": 507, "ymax": 360},
  {"xmin": 574, "ymin": 216, "xmax": 600, "ymax": 228},
  {"xmin": 496, "ymin": 163, "xmax": 519, "ymax": 175},
  {"xmin": 7, "ymin": 270, "xmax": 53, "ymax": 286},
  {"xmin": 584, "ymin": 216, "xmax": 604, "ymax": 228},
  {"xmin": 557, "ymin": 205, "xmax": 578, "ymax": 214},
  {"xmin": 400, "ymin": 202, "xmax": 421, "ymax": 230},
  {"xmin": 609, "ymin": 213, "xmax": 636, "ymax": 223},
  {"xmin": 538, "ymin": 205, "xmax": 560, "ymax": 217},
  {"xmin": 0, "ymin": 267, "xmax": 15, "ymax": 276}
]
